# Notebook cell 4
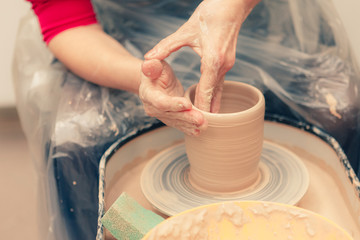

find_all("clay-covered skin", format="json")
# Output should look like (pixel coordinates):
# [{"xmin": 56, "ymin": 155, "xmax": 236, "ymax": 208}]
[
  {"xmin": 145, "ymin": 0, "xmax": 261, "ymax": 112},
  {"xmin": 140, "ymin": 59, "xmax": 207, "ymax": 136},
  {"xmin": 184, "ymin": 81, "xmax": 265, "ymax": 192}
]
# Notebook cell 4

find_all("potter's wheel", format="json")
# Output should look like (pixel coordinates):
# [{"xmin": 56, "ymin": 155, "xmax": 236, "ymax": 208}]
[{"xmin": 141, "ymin": 140, "xmax": 309, "ymax": 216}]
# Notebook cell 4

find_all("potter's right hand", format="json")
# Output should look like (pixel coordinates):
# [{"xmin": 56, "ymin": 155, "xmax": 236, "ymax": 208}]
[
  {"xmin": 139, "ymin": 59, "xmax": 207, "ymax": 136},
  {"xmin": 144, "ymin": 0, "xmax": 260, "ymax": 113}
]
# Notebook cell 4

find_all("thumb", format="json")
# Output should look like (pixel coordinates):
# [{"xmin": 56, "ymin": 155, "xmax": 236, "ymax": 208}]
[
  {"xmin": 142, "ymin": 59, "xmax": 177, "ymax": 90},
  {"xmin": 144, "ymin": 30, "xmax": 190, "ymax": 60},
  {"xmin": 142, "ymin": 59, "xmax": 163, "ymax": 80}
]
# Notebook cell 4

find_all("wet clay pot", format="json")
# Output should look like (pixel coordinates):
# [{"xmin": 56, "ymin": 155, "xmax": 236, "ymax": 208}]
[{"xmin": 184, "ymin": 81, "xmax": 265, "ymax": 193}]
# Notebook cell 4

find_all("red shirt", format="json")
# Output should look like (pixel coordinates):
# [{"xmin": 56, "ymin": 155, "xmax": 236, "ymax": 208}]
[{"xmin": 28, "ymin": 0, "xmax": 98, "ymax": 43}]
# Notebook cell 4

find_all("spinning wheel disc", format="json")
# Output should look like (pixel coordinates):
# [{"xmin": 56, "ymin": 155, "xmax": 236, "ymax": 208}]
[{"xmin": 141, "ymin": 141, "xmax": 309, "ymax": 216}]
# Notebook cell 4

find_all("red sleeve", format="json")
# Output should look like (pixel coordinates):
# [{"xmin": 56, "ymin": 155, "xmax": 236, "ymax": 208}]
[{"xmin": 27, "ymin": 0, "xmax": 98, "ymax": 44}]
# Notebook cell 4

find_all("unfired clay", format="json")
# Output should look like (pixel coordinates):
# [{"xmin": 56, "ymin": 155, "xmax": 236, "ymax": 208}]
[
  {"xmin": 184, "ymin": 81, "xmax": 265, "ymax": 192},
  {"xmin": 105, "ymin": 124, "xmax": 360, "ymax": 240}
]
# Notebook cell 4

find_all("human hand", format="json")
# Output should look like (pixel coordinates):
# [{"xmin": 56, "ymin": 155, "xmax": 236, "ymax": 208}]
[
  {"xmin": 139, "ymin": 59, "xmax": 207, "ymax": 136},
  {"xmin": 145, "ymin": 0, "xmax": 260, "ymax": 112}
]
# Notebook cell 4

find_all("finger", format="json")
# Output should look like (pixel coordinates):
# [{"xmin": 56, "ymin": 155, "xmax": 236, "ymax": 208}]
[
  {"xmin": 194, "ymin": 66, "xmax": 218, "ymax": 112},
  {"xmin": 161, "ymin": 109, "xmax": 207, "ymax": 128},
  {"xmin": 195, "ymin": 77, "xmax": 224, "ymax": 113},
  {"xmin": 144, "ymin": 101, "xmax": 207, "ymax": 136},
  {"xmin": 144, "ymin": 30, "xmax": 191, "ymax": 60},
  {"xmin": 168, "ymin": 122, "xmax": 201, "ymax": 136},
  {"xmin": 159, "ymin": 95, "xmax": 193, "ymax": 112},
  {"xmin": 209, "ymin": 76, "xmax": 224, "ymax": 113},
  {"xmin": 143, "ymin": 92, "xmax": 193, "ymax": 113},
  {"xmin": 160, "ymin": 116, "xmax": 199, "ymax": 131},
  {"xmin": 170, "ymin": 123, "xmax": 202, "ymax": 136},
  {"xmin": 194, "ymin": 54, "xmax": 227, "ymax": 112},
  {"xmin": 159, "ymin": 116, "xmax": 203, "ymax": 136}
]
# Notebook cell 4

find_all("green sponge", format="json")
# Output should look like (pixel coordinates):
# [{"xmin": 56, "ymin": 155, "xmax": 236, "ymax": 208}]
[{"xmin": 101, "ymin": 192, "xmax": 164, "ymax": 240}]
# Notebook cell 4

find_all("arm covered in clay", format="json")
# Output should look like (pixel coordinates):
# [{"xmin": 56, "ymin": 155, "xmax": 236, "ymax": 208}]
[
  {"xmin": 27, "ymin": 0, "xmax": 206, "ymax": 136},
  {"xmin": 145, "ymin": 0, "xmax": 261, "ymax": 112}
]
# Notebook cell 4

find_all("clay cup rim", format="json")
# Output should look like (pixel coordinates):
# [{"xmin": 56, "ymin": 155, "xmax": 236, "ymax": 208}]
[{"xmin": 184, "ymin": 81, "xmax": 265, "ymax": 126}]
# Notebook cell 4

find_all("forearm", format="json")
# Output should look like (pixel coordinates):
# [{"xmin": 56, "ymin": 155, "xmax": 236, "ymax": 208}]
[{"xmin": 48, "ymin": 24, "xmax": 142, "ymax": 94}]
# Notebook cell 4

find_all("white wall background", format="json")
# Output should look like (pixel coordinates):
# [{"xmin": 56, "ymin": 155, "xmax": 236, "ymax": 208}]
[
  {"xmin": 0, "ymin": 1, "xmax": 359, "ymax": 108},
  {"xmin": 0, "ymin": 1, "xmax": 30, "ymax": 108},
  {"xmin": 332, "ymin": 0, "xmax": 360, "ymax": 73}
]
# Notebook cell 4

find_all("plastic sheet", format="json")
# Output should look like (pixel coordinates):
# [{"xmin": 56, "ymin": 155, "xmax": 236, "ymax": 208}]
[{"xmin": 13, "ymin": 0, "xmax": 360, "ymax": 239}]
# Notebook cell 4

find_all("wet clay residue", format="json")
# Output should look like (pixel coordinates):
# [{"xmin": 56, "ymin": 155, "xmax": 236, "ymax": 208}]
[
  {"xmin": 270, "ymin": 141, "xmax": 359, "ymax": 239},
  {"xmin": 104, "ymin": 139, "xmax": 359, "ymax": 240},
  {"xmin": 105, "ymin": 149, "xmax": 169, "ymax": 219}
]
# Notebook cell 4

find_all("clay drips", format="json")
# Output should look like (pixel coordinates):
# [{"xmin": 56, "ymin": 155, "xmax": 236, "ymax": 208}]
[{"xmin": 184, "ymin": 81, "xmax": 265, "ymax": 193}]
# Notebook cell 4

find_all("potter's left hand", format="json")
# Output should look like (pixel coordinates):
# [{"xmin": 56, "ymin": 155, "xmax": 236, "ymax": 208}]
[
  {"xmin": 139, "ymin": 59, "xmax": 207, "ymax": 136},
  {"xmin": 145, "ymin": 0, "xmax": 260, "ymax": 112}
]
